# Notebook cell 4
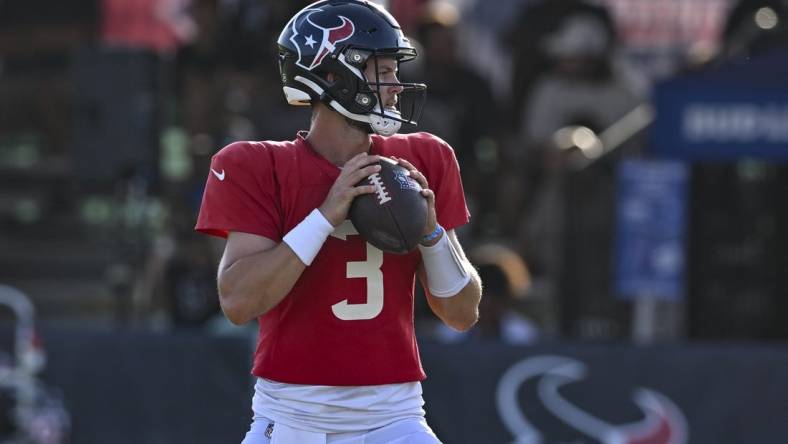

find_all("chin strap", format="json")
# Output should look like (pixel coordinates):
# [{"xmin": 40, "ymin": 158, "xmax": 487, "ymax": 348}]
[
  {"xmin": 368, "ymin": 111, "xmax": 402, "ymax": 136},
  {"xmin": 343, "ymin": 110, "xmax": 401, "ymax": 136}
]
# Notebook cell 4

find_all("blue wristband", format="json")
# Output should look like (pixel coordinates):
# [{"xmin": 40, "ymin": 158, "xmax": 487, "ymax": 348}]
[{"xmin": 421, "ymin": 224, "xmax": 444, "ymax": 244}]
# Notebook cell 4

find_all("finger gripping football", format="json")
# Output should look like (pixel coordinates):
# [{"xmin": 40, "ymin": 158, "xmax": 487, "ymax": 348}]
[{"xmin": 349, "ymin": 158, "xmax": 428, "ymax": 254}]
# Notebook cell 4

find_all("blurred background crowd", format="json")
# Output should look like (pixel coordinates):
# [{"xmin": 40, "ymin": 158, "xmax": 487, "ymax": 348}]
[
  {"xmin": 2, "ymin": 0, "xmax": 788, "ymax": 442},
  {"xmin": 2, "ymin": 0, "xmax": 788, "ymax": 343}
]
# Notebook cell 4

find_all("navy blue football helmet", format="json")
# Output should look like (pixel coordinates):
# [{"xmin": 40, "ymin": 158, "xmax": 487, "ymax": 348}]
[{"xmin": 277, "ymin": 0, "xmax": 426, "ymax": 135}]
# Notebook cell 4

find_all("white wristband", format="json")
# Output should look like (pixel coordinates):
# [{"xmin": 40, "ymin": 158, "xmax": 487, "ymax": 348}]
[
  {"xmin": 283, "ymin": 209, "xmax": 334, "ymax": 266},
  {"xmin": 418, "ymin": 232, "xmax": 471, "ymax": 298}
]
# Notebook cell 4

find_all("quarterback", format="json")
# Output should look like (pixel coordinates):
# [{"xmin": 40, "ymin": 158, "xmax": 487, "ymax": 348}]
[{"xmin": 195, "ymin": 1, "xmax": 482, "ymax": 443}]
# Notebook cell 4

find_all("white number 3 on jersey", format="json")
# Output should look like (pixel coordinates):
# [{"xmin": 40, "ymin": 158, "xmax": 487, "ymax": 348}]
[{"xmin": 329, "ymin": 220, "xmax": 384, "ymax": 321}]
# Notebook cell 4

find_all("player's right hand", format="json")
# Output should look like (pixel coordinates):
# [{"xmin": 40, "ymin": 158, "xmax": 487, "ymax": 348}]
[{"xmin": 318, "ymin": 153, "xmax": 381, "ymax": 226}]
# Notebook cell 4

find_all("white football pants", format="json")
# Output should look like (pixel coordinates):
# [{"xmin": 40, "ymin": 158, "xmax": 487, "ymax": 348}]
[{"xmin": 241, "ymin": 416, "xmax": 442, "ymax": 444}]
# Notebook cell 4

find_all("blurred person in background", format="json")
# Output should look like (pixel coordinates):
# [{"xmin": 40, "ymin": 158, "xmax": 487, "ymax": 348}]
[
  {"xmin": 519, "ymin": 13, "xmax": 644, "ymax": 148},
  {"xmin": 211, "ymin": 0, "xmax": 316, "ymax": 143},
  {"xmin": 194, "ymin": 1, "xmax": 482, "ymax": 442},
  {"xmin": 496, "ymin": 0, "xmax": 623, "ymax": 240},
  {"xmin": 510, "ymin": 9, "xmax": 644, "ymax": 277},
  {"xmin": 503, "ymin": 0, "xmax": 615, "ymax": 130},
  {"xmin": 407, "ymin": 0, "xmax": 502, "ymax": 240},
  {"xmin": 432, "ymin": 243, "xmax": 539, "ymax": 345},
  {"xmin": 501, "ymin": 6, "xmax": 647, "ymax": 338},
  {"xmin": 176, "ymin": 0, "xmax": 316, "ymax": 147}
]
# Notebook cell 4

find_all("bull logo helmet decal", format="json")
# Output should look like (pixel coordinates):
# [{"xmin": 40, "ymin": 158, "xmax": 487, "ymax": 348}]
[
  {"xmin": 496, "ymin": 356, "xmax": 689, "ymax": 444},
  {"xmin": 289, "ymin": 8, "xmax": 356, "ymax": 71}
]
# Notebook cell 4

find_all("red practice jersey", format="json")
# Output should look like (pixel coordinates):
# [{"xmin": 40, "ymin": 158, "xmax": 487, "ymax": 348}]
[{"xmin": 195, "ymin": 132, "xmax": 469, "ymax": 386}]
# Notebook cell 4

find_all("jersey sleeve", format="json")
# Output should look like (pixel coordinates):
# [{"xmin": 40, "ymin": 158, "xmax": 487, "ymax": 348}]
[
  {"xmin": 420, "ymin": 134, "xmax": 470, "ymax": 231},
  {"xmin": 195, "ymin": 142, "xmax": 282, "ymax": 240}
]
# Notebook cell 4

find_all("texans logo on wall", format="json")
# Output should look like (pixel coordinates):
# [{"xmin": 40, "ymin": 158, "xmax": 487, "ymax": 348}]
[
  {"xmin": 496, "ymin": 356, "xmax": 688, "ymax": 444},
  {"xmin": 288, "ymin": 7, "xmax": 355, "ymax": 70}
]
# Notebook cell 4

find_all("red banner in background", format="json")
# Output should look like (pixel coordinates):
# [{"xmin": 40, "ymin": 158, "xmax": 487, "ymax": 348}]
[
  {"xmin": 596, "ymin": 0, "xmax": 732, "ymax": 79},
  {"xmin": 101, "ymin": 0, "xmax": 196, "ymax": 53},
  {"xmin": 602, "ymin": 0, "xmax": 730, "ymax": 48}
]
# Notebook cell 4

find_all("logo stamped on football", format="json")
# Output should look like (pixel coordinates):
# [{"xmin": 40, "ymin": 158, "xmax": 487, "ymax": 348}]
[{"xmin": 393, "ymin": 169, "xmax": 419, "ymax": 191}]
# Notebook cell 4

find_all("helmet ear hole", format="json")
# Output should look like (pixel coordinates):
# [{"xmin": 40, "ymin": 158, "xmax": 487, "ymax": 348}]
[{"xmin": 345, "ymin": 48, "xmax": 371, "ymax": 69}]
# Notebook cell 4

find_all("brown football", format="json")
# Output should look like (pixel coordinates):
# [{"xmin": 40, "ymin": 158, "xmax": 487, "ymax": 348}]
[{"xmin": 349, "ymin": 157, "xmax": 428, "ymax": 254}]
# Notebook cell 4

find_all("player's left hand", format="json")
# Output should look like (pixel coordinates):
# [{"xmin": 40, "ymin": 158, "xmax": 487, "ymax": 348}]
[{"xmin": 391, "ymin": 157, "xmax": 437, "ymax": 238}]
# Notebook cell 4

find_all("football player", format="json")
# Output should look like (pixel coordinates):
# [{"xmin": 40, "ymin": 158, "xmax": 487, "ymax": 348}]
[{"xmin": 195, "ymin": 1, "xmax": 482, "ymax": 443}]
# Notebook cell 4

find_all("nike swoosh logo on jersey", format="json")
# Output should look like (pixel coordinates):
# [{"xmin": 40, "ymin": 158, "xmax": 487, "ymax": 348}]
[{"xmin": 211, "ymin": 168, "xmax": 225, "ymax": 181}]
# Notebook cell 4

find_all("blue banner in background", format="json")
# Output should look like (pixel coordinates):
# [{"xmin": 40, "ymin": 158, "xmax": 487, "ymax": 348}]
[
  {"xmin": 33, "ymin": 329, "xmax": 788, "ymax": 444},
  {"xmin": 651, "ymin": 45, "xmax": 788, "ymax": 161},
  {"xmin": 614, "ymin": 159, "xmax": 688, "ymax": 300}
]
